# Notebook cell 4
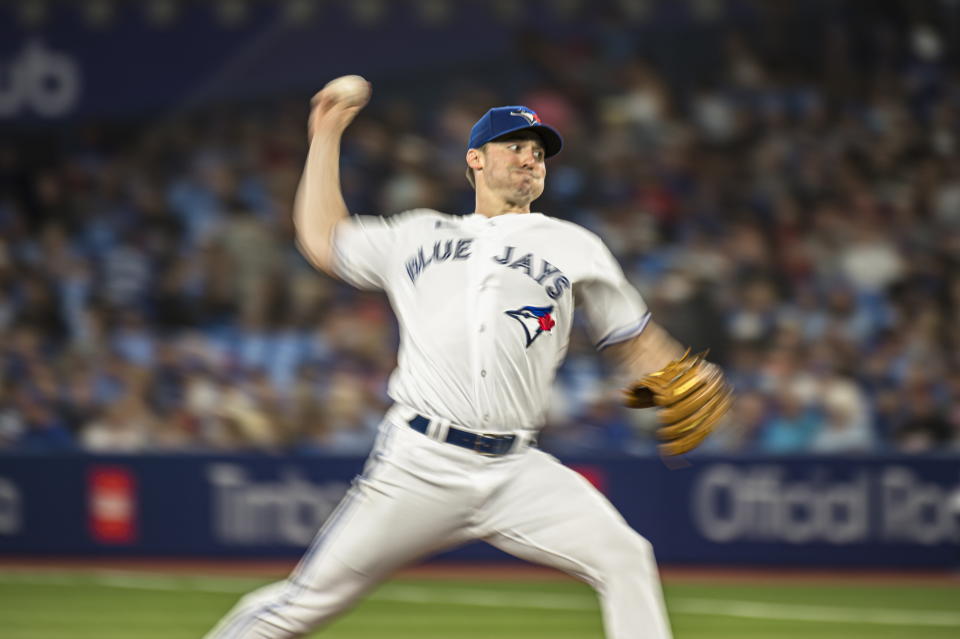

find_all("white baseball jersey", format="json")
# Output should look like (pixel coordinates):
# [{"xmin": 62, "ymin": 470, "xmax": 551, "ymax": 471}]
[{"xmin": 333, "ymin": 209, "xmax": 651, "ymax": 434}]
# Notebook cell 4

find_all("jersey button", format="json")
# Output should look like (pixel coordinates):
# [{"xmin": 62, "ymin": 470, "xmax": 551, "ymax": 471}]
[
  {"xmin": 480, "ymin": 369, "xmax": 487, "ymax": 377},
  {"xmin": 479, "ymin": 324, "xmax": 485, "ymax": 333}
]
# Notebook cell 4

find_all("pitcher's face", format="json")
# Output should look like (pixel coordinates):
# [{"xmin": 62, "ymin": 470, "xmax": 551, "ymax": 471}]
[{"xmin": 475, "ymin": 131, "xmax": 546, "ymax": 205}]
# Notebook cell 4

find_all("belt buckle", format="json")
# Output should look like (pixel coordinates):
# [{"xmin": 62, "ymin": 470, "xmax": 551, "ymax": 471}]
[
  {"xmin": 473, "ymin": 435, "xmax": 496, "ymax": 457},
  {"xmin": 473, "ymin": 434, "xmax": 513, "ymax": 457}
]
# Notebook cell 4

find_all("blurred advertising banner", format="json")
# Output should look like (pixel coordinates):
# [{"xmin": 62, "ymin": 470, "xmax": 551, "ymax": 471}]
[
  {"xmin": 87, "ymin": 465, "xmax": 138, "ymax": 544},
  {"xmin": 0, "ymin": 3, "xmax": 512, "ymax": 122},
  {"xmin": 0, "ymin": 454, "xmax": 957, "ymax": 567}
]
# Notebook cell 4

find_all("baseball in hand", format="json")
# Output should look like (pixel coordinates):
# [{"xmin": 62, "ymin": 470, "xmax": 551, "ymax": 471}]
[{"xmin": 323, "ymin": 75, "xmax": 370, "ymax": 108}]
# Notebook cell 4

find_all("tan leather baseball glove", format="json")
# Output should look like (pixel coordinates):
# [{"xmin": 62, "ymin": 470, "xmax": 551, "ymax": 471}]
[{"xmin": 624, "ymin": 349, "xmax": 732, "ymax": 456}]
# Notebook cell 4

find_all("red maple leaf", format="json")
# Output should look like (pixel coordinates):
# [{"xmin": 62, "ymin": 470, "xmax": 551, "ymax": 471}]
[{"xmin": 538, "ymin": 314, "xmax": 555, "ymax": 332}]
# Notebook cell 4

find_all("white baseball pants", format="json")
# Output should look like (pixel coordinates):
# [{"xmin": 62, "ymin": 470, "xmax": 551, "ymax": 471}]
[{"xmin": 204, "ymin": 408, "xmax": 672, "ymax": 638}]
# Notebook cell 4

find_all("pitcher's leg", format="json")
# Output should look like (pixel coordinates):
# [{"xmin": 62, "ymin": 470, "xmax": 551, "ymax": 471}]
[
  {"xmin": 481, "ymin": 450, "xmax": 672, "ymax": 639},
  {"xmin": 202, "ymin": 555, "xmax": 372, "ymax": 639},
  {"xmin": 204, "ymin": 440, "xmax": 475, "ymax": 638}
]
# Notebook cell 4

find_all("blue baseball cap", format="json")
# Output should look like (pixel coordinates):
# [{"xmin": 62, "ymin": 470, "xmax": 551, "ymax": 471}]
[{"xmin": 467, "ymin": 106, "xmax": 563, "ymax": 158}]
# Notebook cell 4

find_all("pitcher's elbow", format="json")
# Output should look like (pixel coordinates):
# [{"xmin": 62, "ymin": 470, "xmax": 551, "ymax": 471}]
[{"xmin": 296, "ymin": 236, "xmax": 337, "ymax": 277}]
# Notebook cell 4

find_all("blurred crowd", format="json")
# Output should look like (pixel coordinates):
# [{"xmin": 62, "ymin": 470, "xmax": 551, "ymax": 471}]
[{"xmin": 1, "ymin": 3, "xmax": 958, "ymax": 456}]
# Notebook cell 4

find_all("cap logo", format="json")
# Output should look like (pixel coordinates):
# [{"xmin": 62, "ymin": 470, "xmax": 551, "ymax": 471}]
[{"xmin": 509, "ymin": 110, "xmax": 541, "ymax": 126}]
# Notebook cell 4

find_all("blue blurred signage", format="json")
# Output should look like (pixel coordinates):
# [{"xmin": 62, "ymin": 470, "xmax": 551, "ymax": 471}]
[
  {"xmin": 0, "ymin": 454, "xmax": 956, "ymax": 567},
  {"xmin": 0, "ymin": 39, "xmax": 82, "ymax": 118},
  {"xmin": 0, "ymin": 3, "xmax": 513, "ymax": 122}
]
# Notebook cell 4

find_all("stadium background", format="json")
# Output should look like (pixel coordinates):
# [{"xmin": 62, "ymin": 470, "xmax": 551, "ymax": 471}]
[{"xmin": 0, "ymin": 1, "xmax": 958, "ymax": 637}]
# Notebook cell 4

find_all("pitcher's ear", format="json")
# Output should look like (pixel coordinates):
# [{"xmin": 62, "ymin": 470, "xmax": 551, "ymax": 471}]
[{"xmin": 466, "ymin": 148, "xmax": 483, "ymax": 170}]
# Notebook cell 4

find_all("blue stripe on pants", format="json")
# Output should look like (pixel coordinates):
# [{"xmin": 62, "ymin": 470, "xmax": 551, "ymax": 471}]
[{"xmin": 216, "ymin": 477, "xmax": 366, "ymax": 637}]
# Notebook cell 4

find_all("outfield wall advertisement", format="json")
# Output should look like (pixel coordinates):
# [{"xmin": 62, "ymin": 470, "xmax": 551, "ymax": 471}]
[
  {"xmin": 0, "ymin": 454, "xmax": 956, "ymax": 567},
  {"xmin": 0, "ymin": 5, "xmax": 516, "ymax": 122}
]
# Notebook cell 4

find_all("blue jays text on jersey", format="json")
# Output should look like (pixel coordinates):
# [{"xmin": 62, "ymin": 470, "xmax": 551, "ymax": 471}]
[
  {"xmin": 404, "ymin": 238, "xmax": 473, "ymax": 283},
  {"xmin": 493, "ymin": 246, "xmax": 570, "ymax": 299},
  {"xmin": 404, "ymin": 239, "xmax": 570, "ymax": 300}
]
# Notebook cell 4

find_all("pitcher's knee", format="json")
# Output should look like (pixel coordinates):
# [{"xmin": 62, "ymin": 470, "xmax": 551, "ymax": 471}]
[{"xmin": 594, "ymin": 531, "xmax": 657, "ymax": 577}]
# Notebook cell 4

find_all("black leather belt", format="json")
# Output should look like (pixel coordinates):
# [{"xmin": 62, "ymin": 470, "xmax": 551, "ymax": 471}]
[{"xmin": 408, "ymin": 414, "xmax": 518, "ymax": 456}]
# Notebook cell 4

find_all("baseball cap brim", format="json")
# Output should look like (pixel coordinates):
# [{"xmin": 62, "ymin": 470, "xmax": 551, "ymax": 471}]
[{"xmin": 486, "ymin": 124, "xmax": 563, "ymax": 158}]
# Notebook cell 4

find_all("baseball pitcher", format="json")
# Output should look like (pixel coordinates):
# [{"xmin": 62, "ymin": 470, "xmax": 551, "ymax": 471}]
[{"xmin": 204, "ymin": 76, "xmax": 731, "ymax": 639}]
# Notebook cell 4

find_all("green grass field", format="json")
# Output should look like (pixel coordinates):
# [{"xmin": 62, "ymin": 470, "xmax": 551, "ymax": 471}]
[{"xmin": 0, "ymin": 569, "xmax": 957, "ymax": 638}]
